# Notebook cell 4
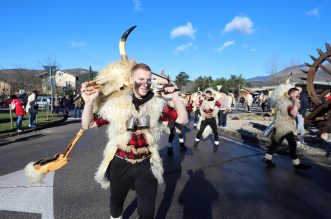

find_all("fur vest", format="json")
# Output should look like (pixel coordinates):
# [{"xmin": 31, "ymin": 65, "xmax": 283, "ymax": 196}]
[
  {"xmin": 273, "ymin": 96, "xmax": 296, "ymax": 141},
  {"xmin": 200, "ymin": 98, "xmax": 220, "ymax": 119},
  {"xmin": 197, "ymin": 98, "xmax": 220, "ymax": 139},
  {"xmin": 94, "ymin": 92, "xmax": 165, "ymax": 189}
]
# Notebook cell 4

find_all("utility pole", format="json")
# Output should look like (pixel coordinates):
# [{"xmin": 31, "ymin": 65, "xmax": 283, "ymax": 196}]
[
  {"xmin": 44, "ymin": 65, "xmax": 56, "ymax": 114},
  {"xmin": 89, "ymin": 65, "xmax": 92, "ymax": 81}
]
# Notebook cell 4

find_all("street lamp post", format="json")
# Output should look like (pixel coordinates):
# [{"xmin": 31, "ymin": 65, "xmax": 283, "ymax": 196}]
[{"xmin": 43, "ymin": 65, "xmax": 56, "ymax": 115}]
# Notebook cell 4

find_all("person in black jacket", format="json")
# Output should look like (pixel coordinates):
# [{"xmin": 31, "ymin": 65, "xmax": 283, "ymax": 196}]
[{"xmin": 295, "ymin": 86, "xmax": 309, "ymax": 144}]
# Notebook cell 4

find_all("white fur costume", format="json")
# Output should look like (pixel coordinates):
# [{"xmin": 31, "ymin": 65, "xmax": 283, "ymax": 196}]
[
  {"xmin": 197, "ymin": 89, "xmax": 220, "ymax": 139},
  {"xmin": 91, "ymin": 58, "xmax": 166, "ymax": 188},
  {"xmin": 94, "ymin": 91, "xmax": 165, "ymax": 189},
  {"xmin": 270, "ymin": 84, "xmax": 297, "ymax": 141}
]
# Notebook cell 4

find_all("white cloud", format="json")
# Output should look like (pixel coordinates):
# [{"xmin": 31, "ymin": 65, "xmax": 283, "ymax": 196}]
[
  {"xmin": 71, "ymin": 41, "xmax": 86, "ymax": 47},
  {"xmin": 223, "ymin": 16, "xmax": 254, "ymax": 34},
  {"xmin": 170, "ymin": 22, "xmax": 196, "ymax": 39},
  {"xmin": 306, "ymin": 8, "xmax": 319, "ymax": 16},
  {"xmin": 250, "ymin": 48, "xmax": 256, "ymax": 52},
  {"xmin": 133, "ymin": 0, "xmax": 142, "ymax": 11},
  {"xmin": 175, "ymin": 42, "xmax": 193, "ymax": 54},
  {"xmin": 216, "ymin": 41, "xmax": 235, "ymax": 52}
]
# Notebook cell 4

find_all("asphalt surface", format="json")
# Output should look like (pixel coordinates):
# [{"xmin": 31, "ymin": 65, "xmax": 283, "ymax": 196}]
[{"xmin": 1, "ymin": 118, "xmax": 331, "ymax": 219}]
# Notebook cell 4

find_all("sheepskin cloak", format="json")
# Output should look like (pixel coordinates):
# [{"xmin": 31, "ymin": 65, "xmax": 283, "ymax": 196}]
[
  {"xmin": 94, "ymin": 92, "xmax": 165, "ymax": 189},
  {"xmin": 273, "ymin": 96, "xmax": 296, "ymax": 141},
  {"xmin": 197, "ymin": 98, "xmax": 220, "ymax": 139}
]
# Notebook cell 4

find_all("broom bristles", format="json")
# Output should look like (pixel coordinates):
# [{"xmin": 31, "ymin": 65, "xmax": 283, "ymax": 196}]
[{"xmin": 24, "ymin": 162, "xmax": 46, "ymax": 184}]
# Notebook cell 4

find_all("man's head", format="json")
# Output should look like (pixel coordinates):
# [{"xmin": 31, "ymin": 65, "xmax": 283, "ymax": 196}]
[
  {"xmin": 288, "ymin": 87, "xmax": 300, "ymax": 100},
  {"xmin": 130, "ymin": 63, "xmax": 152, "ymax": 98},
  {"xmin": 205, "ymin": 89, "xmax": 213, "ymax": 99}
]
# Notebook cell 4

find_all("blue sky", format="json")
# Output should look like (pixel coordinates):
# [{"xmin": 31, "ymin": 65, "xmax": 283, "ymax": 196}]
[{"xmin": 1, "ymin": 0, "xmax": 330, "ymax": 80}]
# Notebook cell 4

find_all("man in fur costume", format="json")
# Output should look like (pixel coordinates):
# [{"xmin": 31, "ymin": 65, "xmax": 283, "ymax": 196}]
[
  {"xmin": 183, "ymin": 92, "xmax": 193, "ymax": 118},
  {"xmin": 193, "ymin": 89, "xmax": 221, "ymax": 152},
  {"xmin": 81, "ymin": 63, "xmax": 188, "ymax": 219},
  {"xmin": 262, "ymin": 86, "xmax": 310, "ymax": 170},
  {"xmin": 160, "ymin": 88, "xmax": 188, "ymax": 156}
]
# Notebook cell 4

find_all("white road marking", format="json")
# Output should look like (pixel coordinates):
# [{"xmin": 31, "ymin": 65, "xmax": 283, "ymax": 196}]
[{"xmin": 0, "ymin": 169, "xmax": 54, "ymax": 219}]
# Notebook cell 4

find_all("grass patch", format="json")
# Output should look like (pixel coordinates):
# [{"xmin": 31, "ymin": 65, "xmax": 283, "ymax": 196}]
[{"xmin": 0, "ymin": 110, "xmax": 64, "ymax": 134}]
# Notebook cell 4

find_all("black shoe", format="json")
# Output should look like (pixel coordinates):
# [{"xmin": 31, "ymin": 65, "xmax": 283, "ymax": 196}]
[
  {"xmin": 180, "ymin": 143, "xmax": 188, "ymax": 151},
  {"xmin": 193, "ymin": 141, "xmax": 199, "ymax": 150},
  {"xmin": 167, "ymin": 147, "xmax": 174, "ymax": 156},
  {"xmin": 294, "ymin": 163, "xmax": 311, "ymax": 170},
  {"xmin": 262, "ymin": 158, "xmax": 276, "ymax": 168},
  {"xmin": 213, "ymin": 144, "xmax": 219, "ymax": 152}
]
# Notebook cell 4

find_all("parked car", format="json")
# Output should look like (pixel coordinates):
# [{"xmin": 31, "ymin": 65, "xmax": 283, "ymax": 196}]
[{"xmin": 36, "ymin": 97, "xmax": 51, "ymax": 108}]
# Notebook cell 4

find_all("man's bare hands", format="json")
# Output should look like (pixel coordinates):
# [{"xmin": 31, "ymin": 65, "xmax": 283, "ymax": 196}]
[
  {"xmin": 161, "ymin": 86, "xmax": 179, "ymax": 99},
  {"xmin": 81, "ymin": 81, "xmax": 100, "ymax": 104}
]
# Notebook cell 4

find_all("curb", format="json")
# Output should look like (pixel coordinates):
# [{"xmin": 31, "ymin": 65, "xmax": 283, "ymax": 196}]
[
  {"xmin": 216, "ymin": 127, "xmax": 330, "ymax": 161},
  {"xmin": 0, "ymin": 117, "xmax": 67, "ymax": 142}
]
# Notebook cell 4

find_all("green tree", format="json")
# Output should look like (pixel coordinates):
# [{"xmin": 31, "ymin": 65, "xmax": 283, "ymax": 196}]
[
  {"xmin": 192, "ymin": 76, "xmax": 213, "ymax": 91},
  {"xmin": 227, "ymin": 74, "xmax": 246, "ymax": 93},
  {"xmin": 175, "ymin": 72, "xmax": 190, "ymax": 91}
]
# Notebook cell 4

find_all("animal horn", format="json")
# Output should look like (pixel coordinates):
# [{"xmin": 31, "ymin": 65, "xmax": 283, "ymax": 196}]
[
  {"xmin": 285, "ymin": 72, "xmax": 293, "ymax": 84},
  {"xmin": 119, "ymin": 25, "xmax": 137, "ymax": 61}
]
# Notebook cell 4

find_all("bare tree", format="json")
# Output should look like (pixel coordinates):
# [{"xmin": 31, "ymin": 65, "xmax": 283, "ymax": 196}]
[
  {"xmin": 39, "ymin": 57, "xmax": 61, "ymax": 70},
  {"xmin": 265, "ymin": 56, "xmax": 279, "ymax": 83}
]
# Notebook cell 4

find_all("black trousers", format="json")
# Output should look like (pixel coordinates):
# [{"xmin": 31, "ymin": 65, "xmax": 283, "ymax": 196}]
[
  {"xmin": 108, "ymin": 156, "xmax": 157, "ymax": 219},
  {"xmin": 186, "ymin": 110, "xmax": 191, "ymax": 120},
  {"xmin": 261, "ymin": 102, "xmax": 266, "ymax": 112},
  {"xmin": 218, "ymin": 110, "xmax": 227, "ymax": 126},
  {"xmin": 267, "ymin": 132, "xmax": 298, "ymax": 160},
  {"xmin": 196, "ymin": 117, "xmax": 219, "ymax": 141},
  {"xmin": 194, "ymin": 109, "xmax": 200, "ymax": 123},
  {"xmin": 168, "ymin": 122, "xmax": 185, "ymax": 143}
]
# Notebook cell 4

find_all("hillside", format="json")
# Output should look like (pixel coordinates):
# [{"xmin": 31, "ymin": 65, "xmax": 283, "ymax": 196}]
[{"xmin": 247, "ymin": 64, "xmax": 331, "ymax": 87}]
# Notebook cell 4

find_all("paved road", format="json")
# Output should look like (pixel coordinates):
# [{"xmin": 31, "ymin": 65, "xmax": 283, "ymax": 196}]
[{"xmin": 1, "ymin": 118, "xmax": 331, "ymax": 219}]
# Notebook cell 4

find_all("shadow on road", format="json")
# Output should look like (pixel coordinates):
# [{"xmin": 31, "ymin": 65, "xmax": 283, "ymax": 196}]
[
  {"xmin": 178, "ymin": 169, "xmax": 219, "ymax": 219},
  {"xmin": 250, "ymin": 122, "xmax": 267, "ymax": 131}
]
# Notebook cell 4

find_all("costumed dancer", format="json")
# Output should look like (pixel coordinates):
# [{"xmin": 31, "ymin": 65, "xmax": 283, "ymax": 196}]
[
  {"xmin": 262, "ymin": 83, "xmax": 310, "ymax": 170},
  {"xmin": 193, "ymin": 88, "xmax": 221, "ymax": 152},
  {"xmin": 217, "ymin": 89, "xmax": 231, "ymax": 128},
  {"xmin": 160, "ymin": 86, "xmax": 188, "ymax": 156},
  {"xmin": 192, "ymin": 90, "xmax": 203, "ymax": 128},
  {"xmin": 184, "ymin": 92, "xmax": 193, "ymax": 119},
  {"xmin": 22, "ymin": 28, "xmax": 188, "ymax": 219},
  {"xmin": 81, "ymin": 27, "xmax": 188, "ymax": 219}
]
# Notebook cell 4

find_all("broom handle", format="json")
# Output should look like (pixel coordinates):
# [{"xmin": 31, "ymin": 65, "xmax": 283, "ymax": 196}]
[
  {"xmin": 63, "ymin": 128, "xmax": 86, "ymax": 158},
  {"xmin": 61, "ymin": 82, "xmax": 101, "ymax": 158}
]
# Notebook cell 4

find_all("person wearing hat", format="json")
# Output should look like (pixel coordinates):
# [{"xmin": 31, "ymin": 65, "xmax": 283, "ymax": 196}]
[
  {"xmin": 193, "ymin": 89, "xmax": 222, "ymax": 152},
  {"xmin": 262, "ymin": 86, "xmax": 310, "ymax": 170}
]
